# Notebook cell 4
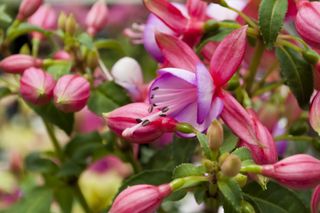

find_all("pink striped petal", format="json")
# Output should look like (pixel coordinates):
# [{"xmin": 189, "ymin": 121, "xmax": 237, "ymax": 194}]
[
  {"xmin": 311, "ymin": 185, "xmax": 320, "ymax": 213},
  {"xmin": 210, "ymin": 26, "xmax": 248, "ymax": 87},
  {"xmin": 186, "ymin": 0, "xmax": 207, "ymax": 20}
]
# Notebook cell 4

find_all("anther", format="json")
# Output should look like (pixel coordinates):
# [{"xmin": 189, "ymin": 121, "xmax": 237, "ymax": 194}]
[
  {"xmin": 148, "ymin": 105, "xmax": 154, "ymax": 113},
  {"xmin": 136, "ymin": 118, "xmax": 142, "ymax": 123},
  {"xmin": 150, "ymin": 94, "xmax": 154, "ymax": 99},
  {"xmin": 142, "ymin": 120, "xmax": 150, "ymax": 126},
  {"xmin": 159, "ymin": 113, "xmax": 166, "ymax": 117},
  {"xmin": 152, "ymin": 86, "xmax": 159, "ymax": 91},
  {"xmin": 162, "ymin": 106, "xmax": 169, "ymax": 113}
]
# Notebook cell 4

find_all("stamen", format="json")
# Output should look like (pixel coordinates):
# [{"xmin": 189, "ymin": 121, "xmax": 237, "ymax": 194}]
[
  {"xmin": 150, "ymin": 94, "xmax": 154, "ymax": 99},
  {"xmin": 162, "ymin": 106, "xmax": 169, "ymax": 113},
  {"xmin": 152, "ymin": 86, "xmax": 159, "ymax": 91},
  {"xmin": 159, "ymin": 114, "xmax": 166, "ymax": 117},
  {"xmin": 136, "ymin": 118, "xmax": 142, "ymax": 123},
  {"xmin": 148, "ymin": 105, "xmax": 154, "ymax": 113},
  {"xmin": 142, "ymin": 120, "xmax": 150, "ymax": 126}
]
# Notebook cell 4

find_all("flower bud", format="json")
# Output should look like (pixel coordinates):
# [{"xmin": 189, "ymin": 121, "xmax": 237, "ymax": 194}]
[
  {"xmin": 65, "ymin": 14, "xmax": 77, "ymax": 35},
  {"xmin": 58, "ymin": 12, "xmax": 67, "ymax": 31},
  {"xmin": 261, "ymin": 154, "xmax": 320, "ymax": 189},
  {"xmin": 111, "ymin": 57, "xmax": 144, "ymax": 102},
  {"xmin": 28, "ymin": 4, "xmax": 57, "ymax": 40},
  {"xmin": 86, "ymin": 50, "xmax": 99, "ymax": 70},
  {"xmin": 109, "ymin": 184, "xmax": 171, "ymax": 213},
  {"xmin": 207, "ymin": 120, "xmax": 223, "ymax": 151},
  {"xmin": 85, "ymin": 0, "xmax": 108, "ymax": 36},
  {"xmin": 240, "ymin": 200, "xmax": 255, "ymax": 213},
  {"xmin": 104, "ymin": 103, "xmax": 178, "ymax": 144},
  {"xmin": 295, "ymin": 1, "xmax": 320, "ymax": 48},
  {"xmin": 20, "ymin": 68, "xmax": 55, "ymax": 105},
  {"xmin": 220, "ymin": 154, "xmax": 241, "ymax": 177},
  {"xmin": 53, "ymin": 74, "xmax": 90, "ymax": 112},
  {"xmin": 0, "ymin": 54, "xmax": 42, "ymax": 74},
  {"xmin": 79, "ymin": 155, "xmax": 131, "ymax": 211},
  {"xmin": 17, "ymin": 0, "xmax": 43, "ymax": 21},
  {"xmin": 53, "ymin": 50, "xmax": 72, "ymax": 60},
  {"xmin": 311, "ymin": 185, "xmax": 320, "ymax": 213},
  {"xmin": 310, "ymin": 91, "xmax": 320, "ymax": 134}
]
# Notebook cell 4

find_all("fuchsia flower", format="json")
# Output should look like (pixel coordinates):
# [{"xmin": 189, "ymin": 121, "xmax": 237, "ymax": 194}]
[
  {"xmin": 53, "ymin": 74, "xmax": 90, "ymax": 113},
  {"xmin": 261, "ymin": 154, "xmax": 320, "ymax": 189},
  {"xmin": 109, "ymin": 184, "xmax": 172, "ymax": 213},
  {"xmin": 53, "ymin": 50, "xmax": 72, "ymax": 61},
  {"xmin": 85, "ymin": 0, "xmax": 108, "ymax": 36},
  {"xmin": 0, "ymin": 54, "xmax": 42, "ymax": 74},
  {"xmin": 220, "ymin": 91, "xmax": 278, "ymax": 164},
  {"xmin": 17, "ymin": 0, "xmax": 43, "ymax": 21},
  {"xmin": 20, "ymin": 68, "xmax": 55, "ymax": 105},
  {"xmin": 311, "ymin": 185, "xmax": 320, "ymax": 213},
  {"xmin": 144, "ymin": 0, "xmax": 208, "ymax": 47},
  {"xmin": 123, "ymin": 26, "xmax": 247, "ymax": 137},
  {"xmin": 104, "ymin": 102, "xmax": 178, "ymax": 144},
  {"xmin": 310, "ymin": 91, "xmax": 320, "ymax": 134},
  {"xmin": 28, "ymin": 4, "xmax": 57, "ymax": 40},
  {"xmin": 295, "ymin": 1, "xmax": 320, "ymax": 48}
]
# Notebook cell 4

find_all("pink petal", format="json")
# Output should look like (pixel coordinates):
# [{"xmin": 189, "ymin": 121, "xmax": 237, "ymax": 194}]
[
  {"xmin": 157, "ymin": 67, "xmax": 196, "ymax": 84},
  {"xmin": 186, "ymin": 0, "xmax": 207, "ymax": 20},
  {"xmin": 155, "ymin": 32, "xmax": 200, "ymax": 72},
  {"xmin": 210, "ymin": 26, "xmax": 248, "ymax": 87},
  {"xmin": 195, "ymin": 63, "xmax": 214, "ymax": 124},
  {"xmin": 143, "ymin": 0, "xmax": 187, "ymax": 33}
]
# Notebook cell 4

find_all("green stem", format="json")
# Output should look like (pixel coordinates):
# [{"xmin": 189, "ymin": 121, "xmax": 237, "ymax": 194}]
[
  {"xmin": 42, "ymin": 119, "xmax": 64, "ymax": 160},
  {"xmin": 245, "ymin": 40, "xmax": 265, "ymax": 94},
  {"xmin": 74, "ymin": 183, "xmax": 91, "ymax": 213},
  {"xmin": 252, "ymin": 81, "xmax": 284, "ymax": 97},
  {"xmin": 170, "ymin": 176, "xmax": 209, "ymax": 191},
  {"xmin": 253, "ymin": 60, "xmax": 279, "ymax": 92},
  {"xmin": 218, "ymin": 22, "xmax": 259, "ymax": 38},
  {"xmin": 240, "ymin": 165, "xmax": 262, "ymax": 174},
  {"xmin": 276, "ymin": 39, "xmax": 303, "ymax": 53},
  {"xmin": 32, "ymin": 38, "xmax": 40, "ymax": 58},
  {"xmin": 223, "ymin": 5, "xmax": 258, "ymax": 29},
  {"xmin": 274, "ymin": 134, "xmax": 315, "ymax": 143}
]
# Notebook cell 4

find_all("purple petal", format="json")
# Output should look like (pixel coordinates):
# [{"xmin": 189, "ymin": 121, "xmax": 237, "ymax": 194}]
[{"xmin": 157, "ymin": 67, "xmax": 196, "ymax": 85}]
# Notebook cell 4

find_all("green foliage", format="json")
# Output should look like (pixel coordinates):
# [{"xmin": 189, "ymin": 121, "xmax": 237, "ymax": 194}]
[
  {"xmin": 173, "ymin": 163, "xmax": 206, "ymax": 179},
  {"xmin": 197, "ymin": 132, "xmax": 214, "ymax": 160},
  {"xmin": 0, "ymin": 5, "xmax": 12, "ymax": 26},
  {"xmin": 218, "ymin": 178, "xmax": 243, "ymax": 212},
  {"xmin": 259, "ymin": 0, "xmax": 288, "ymax": 48},
  {"xmin": 232, "ymin": 147, "xmax": 253, "ymax": 161},
  {"xmin": 24, "ymin": 152, "xmax": 58, "ymax": 175},
  {"xmin": 0, "ymin": 87, "xmax": 11, "ymax": 99},
  {"xmin": 47, "ymin": 62, "xmax": 72, "ymax": 80}
]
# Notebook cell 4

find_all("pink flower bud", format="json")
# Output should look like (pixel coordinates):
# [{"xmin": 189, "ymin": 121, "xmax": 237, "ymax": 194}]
[
  {"xmin": 85, "ymin": 0, "xmax": 108, "ymax": 36},
  {"xmin": 262, "ymin": 154, "xmax": 320, "ymax": 189},
  {"xmin": 295, "ymin": 1, "xmax": 320, "ymax": 48},
  {"xmin": 111, "ymin": 57, "xmax": 144, "ymax": 102},
  {"xmin": 20, "ymin": 68, "xmax": 55, "ymax": 105},
  {"xmin": 310, "ymin": 91, "xmax": 320, "ymax": 134},
  {"xmin": 17, "ymin": 0, "xmax": 43, "ymax": 21},
  {"xmin": 75, "ymin": 107, "xmax": 104, "ymax": 133},
  {"xmin": 311, "ymin": 185, "xmax": 320, "ymax": 213},
  {"xmin": 314, "ymin": 62, "xmax": 320, "ymax": 90},
  {"xmin": 53, "ymin": 74, "xmax": 90, "ymax": 112},
  {"xmin": 109, "ymin": 184, "xmax": 171, "ymax": 213},
  {"xmin": 104, "ymin": 103, "xmax": 178, "ymax": 144},
  {"xmin": 28, "ymin": 4, "xmax": 57, "ymax": 40},
  {"xmin": 0, "ymin": 54, "xmax": 42, "ymax": 74},
  {"xmin": 53, "ymin": 50, "xmax": 72, "ymax": 60}
]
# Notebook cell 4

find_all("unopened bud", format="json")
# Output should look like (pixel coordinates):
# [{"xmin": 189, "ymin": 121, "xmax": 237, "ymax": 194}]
[
  {"xmin": 207, "ymin": 120, "xmax": 223, "ymax": 151},
  {"xmin": 86, "ymin": 50, "xmax": 99, "ymax": 70},
  {"xmin": 233, "ymin": 174, "xmax": 248, "ymax": 188},
  {"xmin": 65, "ymin": 14, "xmax": 77, "ymax": 35},
  {"xmin": 240, "ymin": 200, "xmax": 255, "ymax": 213},
  {"xmin": 176, "ymin": 122, "xmax": 196, "ymax": 134},
  {"xmin": 17, "ymin": 0, "xmax": 43, "ymax": 21},
  {"xmin": 220, "ymin": 154, "xmax": 241, "ymax": 177},
  {"xmin": 58, "ymin": 12, "xmax": 67, "ymax": 31}
]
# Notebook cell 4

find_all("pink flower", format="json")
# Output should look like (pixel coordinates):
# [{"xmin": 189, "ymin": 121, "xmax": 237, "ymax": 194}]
[
  {"xmin": 109, "ymin": 184, "xmax": 172, "ymax": 213},
  {"xmin": 28, "ymin": 4, "xmax": 57, "ymax": 40},
  {"xmin": 261, "ymin": 154, "xmax": 320, "ymax": 189},
  {"xmin": 123, "ymin": 26, "xmax": 247, "ymax": 137},
  {"xmin": 104, "ymin": 102, "xmax": 178, "ymax": 144},
  {"xmin": 0, "ymin": 54, "xmax": 42, "ymax": 74},
  {"xmin": 85, "ymin": 0, "xmax": 108, "ymax": 36},
  {"xmin": 20, "ymin": 68, "xmax": 55, "ymax": 105},
  {"xmin": 17, "ymin": 0, "xmax": 43, "ymax": 21},
  {"xmin": 295, "ymin": 1, "xmax": 320, "ymax": 48},
  {"xmin": 53, "ymin": 50, "xmax": 72, "ymax": 61},
  {"xmin": 53, "ymin": 74, "xmax": 90, "ymax": 112},
  {"xmin": 220, "ymin": 91, "xmax": 278, "ymax": 164},
  {"xmin": 310, "ymin": 91, "xmax": 320, "ymax": 134},
  {"xmin": 144, "ymin": 0, "xmax": 208, "ymax": 47},
  {"xmin": 311, "ymin": 185, "xmax": 320, "ymax": 213}
]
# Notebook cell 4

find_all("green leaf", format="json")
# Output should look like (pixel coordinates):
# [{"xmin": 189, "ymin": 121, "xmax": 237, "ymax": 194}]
[
  {"xmin": 194, "ymin": 186, "xmax": 207, "ymax": 204},
  {"xmin": 78, "ymin": 33, "xmax": 94, "ymax": 49},
  {"xmin": 173, "ymin": 163, "xmax": 206, "ymax": 179},
  {"xmin": 196, "ymin": 132, "xmax": 213, "ymax": 160},
  {"xmin": 276, "ymin": 47, "xmax": 313, "ymax": 109},
  {"xmin": 259, "ymin": 0, "xmax": 288, "ymax": 48},
  {"xmin": 95, "ymin": 39, "xmax": 126, "ymax": 56},
  {"xmin": 24, "ymin": 152, "xmax": 58, "ymax": 174},
  {"xmin": 57, "ymin": 160, "xmax": 84, "ymax": 178},
  {"xmin": 47, "ymin": 62, "xmax": 72, "ymax": 79},
  {"xmin": 218, "ymin": 178, "xmax": 243, "ymax": 212},
  {"xmin": 243, "ymin": 182, "xmax": 308, "ymax": 213},
  {"xmin": 197, "ymin": 28, "xmax": 234, "ymax": 53},
  {"xmin": 7, "ymin": 23, "xmax": 49, "ymax": 42},
  {"xmin": 4, "ymin": 187, "xmax": 53, "ymax": 213},
  {"xmin": 0, "ymin": 87, "xmax": 11, "ymax": 99},
  {"xmin": 0, "ymin": 5, "xmax": 12, "ymax": 25},
  {"xmin": 54, "ymin": 187, "xmax": 73, "ymax": 213},
  {"xmin": 232, "ymin": 147, "xmax": 252, "ymax": 161},
  {"xmin": 220, "ymin": 128, "xmax": 238, "ymax": 154},
  {"xmin": 31, "ymin": 102, "xmax": 74, "ymax": 135},
  {"xmin": 88, "ymin": 81, "xmax": 130, "ymax": 115}
]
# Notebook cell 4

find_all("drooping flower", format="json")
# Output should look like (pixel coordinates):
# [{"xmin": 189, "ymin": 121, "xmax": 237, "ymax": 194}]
[
  {"xmin": 28, "ymin": 4, "xmax": 57, "ymax": 40},
  {"xmin": 295, "ymin": 1, "xmax": 320, "ymax": 48},
  {"xmin": 85, "ymin": 0, "xmax": 109, "ymax": 36},
  {"xmin": 261, "ymin": 154, "xmax": 320, "ymax": 189},
  {"xmin": 311, "ymin": 185, "xmax": 320, "ymax": 213},
  {"xmin": 109, "ymin": 184, "xmax": 172, "ymax": 213},
  {"xmin": 0, "ymin": 54, "xmax": 42, "ymax": 74},
  {"xmin": 53, "ymin": 74, "xmax": 90, "ymax": 112},
  {"xmin": 20, "ymin": 68, "xmax": 55, "ymax": 105},
  {"xmin": 123, "ymin": 26, "xmax": 247, "ymax": 137},
  {"xmin": 17, "ymin": 0, "xmax": 43, "ymax": 21}
]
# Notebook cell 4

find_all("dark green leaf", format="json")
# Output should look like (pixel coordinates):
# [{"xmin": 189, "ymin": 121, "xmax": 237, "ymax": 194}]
[
  {"xmin": 173, "ymin": 163, "xmax": 206, "ymax": 179},
  {"xmin": 0, "ymin": 5, "xmax": 12, "ymax": 25},
  {"xmin": 276, "ymin": 47, "xmax": 313, "ymax": 109},
  {"xmin": 47, "ymin": 62, "xmax": 72, "ymax": 79},
  {"xmin": 31, "ymin": 102, "xmax": 74, "ymax": 135},
  {"xmin": 259, "ymin": 0, "xmax": 288, "ymax": 48},
  {"xmin": 218, "ymin": 178, "xmax": 243, "ymax": 212},
  {"xmin": 0, "ymin": 87, "xmax": 11, "ymax": 99},
  {"xmin": 54, "ymin": 187, "xmax": 73, "ymax": 213},
  {"xmin": 4, "ymin": 187, "xmax": 53, "ymax": 213},
  {"xmin": 88, "ymin": 81, "xmax": 130, "ymax": 115},
  {"xmin": 196, "ymin": 132, "xmax": 213, "ymax": 160},
  {"xmin": 24, "ymin": 152, "xmax": 58, "ymax": 174},
  {"xmin": 197, "ymin": 28, "xmax": 234, "ymax": 53},
  {"xmin": 194, "ymin": 186, "xmax": 207, "ymax": 204},
  {"xmin": 243, "ymin": 182, "xmax": 308, "ymax": 213},
  {"xmin": 57, "ymin": 160, "xmax": 84, "ymax": 178},
  {"xmin": 220, "ymin": 127, "xmax": 238, "ymax": 154},
  {"xmin": 7, "ymin": 23, "xmax": 49, "ymax": 42},
  {"xmin": 232, "ymin": 147, "xmax": 252, "ymax": 161}
]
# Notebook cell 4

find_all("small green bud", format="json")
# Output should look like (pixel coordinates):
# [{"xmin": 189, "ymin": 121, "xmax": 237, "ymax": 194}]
[
  {"xmin": 303, "ymin": 50, "xmax": 319, "ymax": 65},
  {"xmin": 58, "ymin": 12, "xmax": 67, "ymax": 31},
  {"xmin": 86, "ymin": 50, "xmax": 99, "ymax": 69},
  {"xmin": 220, "ymin": 154, "xmax": 241, "ymax": 177},
  {"xmin": 19, "ymin": 43, "xmax": 30, "ymax": 55},
  {"xmin": 207, "ymin": 120, "xmax": 224, "ymax": 151},
  {"xmin": 65, "ymin": 14, "xmax": 78, "ymax": 35},
  {"xmin": 202, "ymin": 159, "xmax": 217, "ymax": 173},
  {"xmin": 241, "ymin": 200, "xmax": 255, "ymax": 213},
  {"xmin": 176, "ymin": 122, "xmax": 196, "ymax": 134},
  {"xmin": 233, "ymin": 174, "xmax": 248, "ymax": 188}
]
